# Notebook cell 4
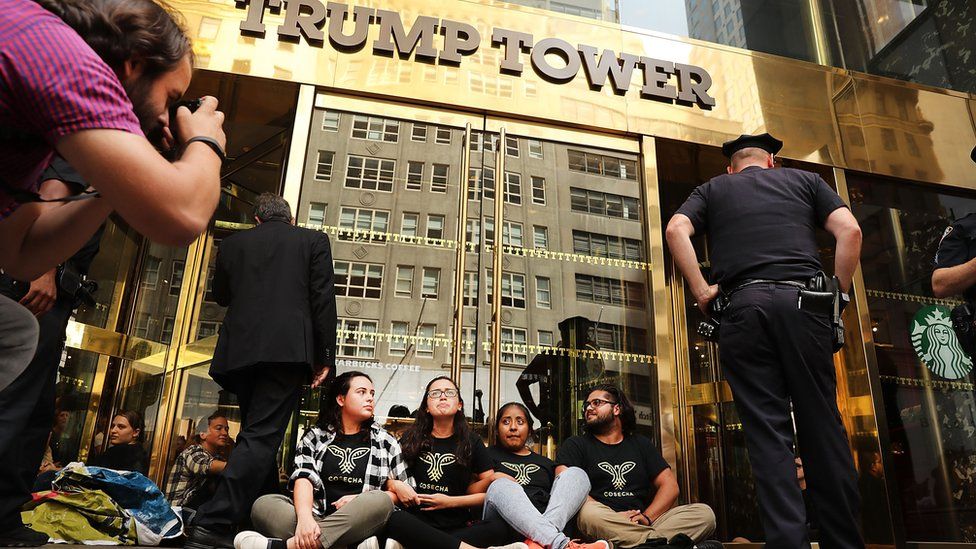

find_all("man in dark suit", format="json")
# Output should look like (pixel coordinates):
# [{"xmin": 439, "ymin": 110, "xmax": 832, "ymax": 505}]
[{"xmin": 186, "ymin": 193, "xmax": 336, "ymax": 549}]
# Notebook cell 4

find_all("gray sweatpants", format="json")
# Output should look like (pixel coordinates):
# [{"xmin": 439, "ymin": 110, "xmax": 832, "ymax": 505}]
[
  {"xmin": 0, "ymin": 295, "xmax": 38, "ymax": 394},
  {"xmin": 251, "ymin": 490, "xmax": 393, "ymax": 549},
  {"xmin": 482, "ymin": 466, "xmax": 591, "ymax": 549}
]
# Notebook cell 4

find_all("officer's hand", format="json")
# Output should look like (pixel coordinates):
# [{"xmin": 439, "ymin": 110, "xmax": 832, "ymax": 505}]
[
  {"xmin": 20, "ymin": 269, "xmax": 58, "ymax": 317},
  {"xmin": 696, "ymin": 284, "xmax": 720, "ymax": 315}
]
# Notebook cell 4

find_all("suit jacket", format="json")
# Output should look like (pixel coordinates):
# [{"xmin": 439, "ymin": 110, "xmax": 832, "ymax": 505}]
[{"xmin": 210, "ymin": 219, "xmax": 337, "ymax": 385}]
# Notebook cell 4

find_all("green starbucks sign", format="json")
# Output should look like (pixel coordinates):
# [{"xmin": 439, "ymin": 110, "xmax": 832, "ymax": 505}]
[{"xmin": 910, "ymin": 305, "xmax": 973, "ymax": 380}]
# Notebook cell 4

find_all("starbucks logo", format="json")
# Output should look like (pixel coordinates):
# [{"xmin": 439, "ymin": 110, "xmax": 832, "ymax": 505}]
[{"xmin": 910, "ymin": 305, "xmax": 973, "ymax": 380}]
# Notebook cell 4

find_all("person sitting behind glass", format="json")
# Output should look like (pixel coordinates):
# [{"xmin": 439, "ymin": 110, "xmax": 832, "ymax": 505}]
[
  {"xmin": 87, "ymin": 410, "xmax": 149, "ymax": 475},
  {"xmin": 166, "ymin": 412, "xmax": 230, "ymax": 509}
]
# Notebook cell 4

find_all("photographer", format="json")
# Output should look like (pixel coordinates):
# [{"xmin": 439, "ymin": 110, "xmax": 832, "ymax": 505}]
[{"xmin": 0, "ymin": 0, "xmax": 225, "ymax": 544}]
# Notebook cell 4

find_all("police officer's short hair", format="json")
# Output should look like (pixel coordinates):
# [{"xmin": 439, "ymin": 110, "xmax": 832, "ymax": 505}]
[
  {"xmin": 731, "ymin": 147, "xmax": 771, "ymax": 166},
  {"xmin": 254, "ymin": 193, "xmax": 292, "ymax": 222}
]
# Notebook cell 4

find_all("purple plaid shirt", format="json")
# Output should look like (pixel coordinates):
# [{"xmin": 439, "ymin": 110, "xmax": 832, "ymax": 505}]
[{"xmin": 0, "ymin": 0, "xmax": 143, "ymax": 220}]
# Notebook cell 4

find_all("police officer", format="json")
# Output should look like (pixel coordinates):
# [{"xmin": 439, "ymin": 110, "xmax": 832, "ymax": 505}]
[
  {"xmin": 666, "ymin": 133, "xmax": 864, "ymax": 549},
  {"xmin": 933, "ymin": 146, "xmax": 976, "ymax": 301}
]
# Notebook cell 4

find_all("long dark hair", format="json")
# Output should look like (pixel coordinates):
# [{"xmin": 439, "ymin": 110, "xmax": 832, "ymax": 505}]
[
  {"xmin": 114, "ymin": 410, "xmax": 144, "ymax": 442},
  {"xmin": 316, "ymin": 371, "xmax": 373, "ymax": 435},
  {"xmin": 585, "ymin": 384, "xmax": 637, "ymax": 436},
  {"xmin": 494, "ymin": 402, "xmax": 534, "ymax": 447},
  {"xmin": 400, "ymin": 376, "xmax": 472, "ymax": 469},
  {"xmin": 35, "ymin": 0, "xmax": 192, "ymax": 78}
]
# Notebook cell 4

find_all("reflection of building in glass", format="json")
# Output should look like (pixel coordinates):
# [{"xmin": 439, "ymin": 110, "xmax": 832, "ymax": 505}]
[
  {"xmin": 686, "ymin": 0, "xmax": 746, "ymax": 48},
  {"xmin": 830, "ymin": 0, "xmax": 976, "ymax": 93},
  {"xmin": 504, "ymin": 0, "xmax": 619, "ymax": 22},
  {"xmin": 296, "ymin": 107, "xmax": 656, "ymax": 432}
]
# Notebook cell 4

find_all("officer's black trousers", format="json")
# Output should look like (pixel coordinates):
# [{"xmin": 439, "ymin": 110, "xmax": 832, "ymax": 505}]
[
  {"xmin": 719, "ymin": 284, "xmax": 862, "ymax": 549},
  {"xmin": 192, "ymin": 363, "xmax": 306, "ymax": 531},
  {"xmin": 0, "ymin": 299, "xmax": 73, "ymax": 531}
]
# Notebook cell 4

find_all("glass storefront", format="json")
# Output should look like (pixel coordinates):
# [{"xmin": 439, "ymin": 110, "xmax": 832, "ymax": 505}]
[
  {"xmin": 503, "ymin": 0, "xmax": 976, "ymax": 94},
  {"xmin": 849, "ymin": 173, "xmax": 976, "ymax": 542}
]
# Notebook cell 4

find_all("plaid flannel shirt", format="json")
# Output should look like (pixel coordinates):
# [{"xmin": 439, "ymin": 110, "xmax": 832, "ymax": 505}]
[
  {"xmin": 290, "ymin": 422, "xmax": 412, "ymax": 516},
  {"xmin": 166, "ymin": 445, "xmax": 216, "ymax": 507}
]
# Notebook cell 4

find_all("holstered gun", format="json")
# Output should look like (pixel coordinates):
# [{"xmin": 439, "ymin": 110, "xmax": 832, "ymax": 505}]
[
  {"xmin": 799, "ymin": 272, "xmax": 848, "ymax": 352},
  {"xmin": 951, "ymin": 302, "xmax": 976, "ymax": 358}
]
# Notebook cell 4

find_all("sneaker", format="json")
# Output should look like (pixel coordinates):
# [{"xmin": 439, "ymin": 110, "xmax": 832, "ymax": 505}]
[
  {"xmin": 693, "ymin": 542, "xmax": 723, "ymax": 549},
  {"xmin": 0, "ymin": 526, "xmax": 48, "ymax": 547},
  {"xmin": 488, "ymin": 543, "xmax": 528, "ymax": 549},
  {"xmin": 567, "ymin": 541, "xmax": 611, "ymax": 549},
  {"xmin": 384, "ymin": 540, "xmax": 405, "ymax": 549},
  {"xmin": 233, "ymin": 531, "xmax": 285, "ymax": 549},
  {"xmin": 356, "ymin": 537, "xmax": 380, "ymax": 549}
]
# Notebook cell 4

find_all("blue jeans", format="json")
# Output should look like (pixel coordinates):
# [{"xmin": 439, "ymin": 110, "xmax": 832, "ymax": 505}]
[{"xmin": 483, "ymin": 466, "xmax": 591, "ymax": 549}]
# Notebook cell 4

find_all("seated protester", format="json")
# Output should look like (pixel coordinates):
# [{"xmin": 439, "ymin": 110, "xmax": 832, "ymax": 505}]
[
  {"xmin": 484, "ymin": 403, "xmax": 608, "ymax": 549},
  {"xmin": 384, "ymin": 376, "xmax": 526, "ymax": 549},
  {"xmin": 557, "ymin": 385, "xmax": 717, "ymax": 548},
  {"xmin": 166, "ymin": 411, "xmax": 230, "ymax": 509},
  {"xmin": 234, "ymin": 372, "xmax": 401, "ymax": 549},
  {"xmin": 88, "ymin": 411, "xmax": 149, "ymax": 475}
]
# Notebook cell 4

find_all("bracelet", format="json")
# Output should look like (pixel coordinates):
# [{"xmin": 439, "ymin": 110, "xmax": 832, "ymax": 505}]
[
  {"xmin": 183, "ymin": 136, "xmax": 226, "ymax": 162},
  {"xmin": 640, "ymin": 512, "xmax": 652, "ymax": 524}
]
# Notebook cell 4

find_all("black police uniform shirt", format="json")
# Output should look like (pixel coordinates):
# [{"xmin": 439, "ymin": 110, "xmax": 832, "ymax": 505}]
[
  {"xmin": 934, "ymin": 212, "xmax": 976, "ymax": 300},
  {"xmin": 321, "ymin": 430, "xmax": 370, "ymax": 515},
  {"xmin": 486, "ymin": 446, "xmax": 556, "ymax": 512},
  {"xmin": 408, "ymin": 431, "xmax": 493, "ymax": 528},
  {"xmin": 556, "ymin": 433, "xmax": 669, "ymax": 512},
  {"xmin": 675, "ymin": 166, "xmax": 847, "ymax": 289}
]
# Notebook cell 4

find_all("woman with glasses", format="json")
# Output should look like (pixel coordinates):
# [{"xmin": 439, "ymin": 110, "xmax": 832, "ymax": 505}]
[
  {"xmin": 235, "ymin": 372, "xmax": 405, "ymax": 549},
  {"xmin": 383, "ymin": 376, "xmax": 526, "ymax": 549},
  {"xmin": 482, "ymin": 403, "xmax": 608, "ymax": 549}
]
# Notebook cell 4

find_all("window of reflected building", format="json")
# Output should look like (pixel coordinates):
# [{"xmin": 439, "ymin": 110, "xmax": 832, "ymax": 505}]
[{"xmin": 848, "ymin": 172, "xmax": 976, "ymax": 542}]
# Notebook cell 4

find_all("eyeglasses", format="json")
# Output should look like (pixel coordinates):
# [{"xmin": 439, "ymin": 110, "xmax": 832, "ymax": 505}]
[
  {"xmin": 427, "ymin": 388, "xmax": 459, "ymax": 399},
  {"xmin": 583, "ymin": 398, "xmax": 617, "ymax": 410}
]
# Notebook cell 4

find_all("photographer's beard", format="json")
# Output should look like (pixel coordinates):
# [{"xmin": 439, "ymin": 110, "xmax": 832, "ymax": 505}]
[{"xmin": 123, "ymin": 76, "xmax": 167, "ymax": 150}]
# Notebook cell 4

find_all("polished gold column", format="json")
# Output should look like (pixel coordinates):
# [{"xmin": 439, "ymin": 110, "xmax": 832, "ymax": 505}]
[
  {"xmin": 451, "ymin": 123, "xmax": 473, "ymax": 385},
  {"xmin": 832, "ymin": 168, "xmax": 901, "ymax": 546},
  {"xmin": 488, "ymin": 128, "xmax": 506, "ymax": 444}
]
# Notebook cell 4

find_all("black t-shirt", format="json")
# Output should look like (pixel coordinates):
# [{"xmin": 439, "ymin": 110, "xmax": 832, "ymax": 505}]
[
  {"xmin": 934, "ymin": 212, "xmax": 976, "ymax": 299},
  {"xmin": 88, "ymin": 443, "xmax": 149, "ymax": 475},
  {"xmin": 40, "ymin": 156, "xmax": 103, "ymax": 274},
  {"xmin": 486, "ymin": 446, "xmax": 555, "ymax": 511},
  {"xmin": 408, "ymin": 431, "xmax": 493, "ymax": 529},
  {"xmin": 675, "ymin": 166, "xmax": 846, "ymax": 289},
  {"xmin": 556, "ymin": 433, "xmax": 669, "ymax": 512},
  {"xmin": 322, "ymin": 430, "xmax": 370, "ymax": 514}
]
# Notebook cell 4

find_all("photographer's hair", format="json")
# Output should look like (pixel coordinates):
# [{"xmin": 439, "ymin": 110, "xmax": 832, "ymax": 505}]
[
  {"xmin": 586, "ymin": 384, "xmax": 637, "ymax": 436},
  {"xmin": 315, "ymin": 371, "xmax": 374, "ymax": 435},
  {"xmin": 34, "ymin": 0, "xmax": 192, "ymax": 78},
  {"xmin": 494, "ymin": 402, "xmax": 535, "ymax": 446},
  {"xmin": 400, "ymin": 376, "xmax": 472, "ymax": 469},
  {"xmin": 254, "ymin": 193, "xmax": 292, "ymax": 223},
  {"xmin": 114, "ymin": 409, "xmax": 145, "ymax": 442}
]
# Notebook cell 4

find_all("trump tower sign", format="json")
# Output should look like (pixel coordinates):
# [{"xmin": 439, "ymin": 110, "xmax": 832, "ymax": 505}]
[{"xmin": 236, "ymin": 0, "xmax": 717, "ymax": 109}]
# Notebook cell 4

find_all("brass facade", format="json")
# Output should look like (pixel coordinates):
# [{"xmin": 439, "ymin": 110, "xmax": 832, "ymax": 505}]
[{"xmin": 53, "ymin": 0, "xmax": 976, "ymax": 545}]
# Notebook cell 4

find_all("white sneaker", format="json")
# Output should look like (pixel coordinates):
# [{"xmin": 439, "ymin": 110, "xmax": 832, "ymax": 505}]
[
  {"xmin": 356, "ymin": 537, "xmax": 380, "ymax": 549},
  {"xmin": 488, "ymin": 543, "xmax": 529, "ymax": 549},
  {"xmin": 384, "ymin": 540, "xmax": 405, "ymax": 549},
  {"xmin": 234, "ymin": 531, "xmax": 278, "ymax": 549}
]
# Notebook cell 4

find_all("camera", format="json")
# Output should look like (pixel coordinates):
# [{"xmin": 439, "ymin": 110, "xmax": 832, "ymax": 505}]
[
  {"xmin": 57, "ymin": 264, "xmax": 98, "ymax": 308},
  {"xmin": 162, "ymin": 98, "xmax": 204, "ymax": 160},
  {"xmin": 168, "ymin": 98, "xmax": 204, "ymax": 123}
]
